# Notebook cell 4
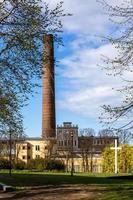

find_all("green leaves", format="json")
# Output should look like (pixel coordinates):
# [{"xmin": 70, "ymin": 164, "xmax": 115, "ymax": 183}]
[
  {"xmin": 0, "ymin": 0, "xmax": 71, "ymax": 135},
  {"xmin": 102, "ymin": 144, "xmax": 133, "ymax": 173}
]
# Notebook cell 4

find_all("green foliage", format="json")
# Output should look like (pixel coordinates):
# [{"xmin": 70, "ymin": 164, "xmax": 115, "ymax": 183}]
[
  {"xmin": 102, "ymin": 146, "xmax": 114, "ymax": 173},
  {"xmin": 119, "ymin": 144, "xmax": 133, "ymax": 173},
  {"xmin": 102, "ymin": 144, "xmax": 133, "ymax": 173},
  {"xmin": 27, "ymin": 158, "xmax": 45, "ymax": 171},
  {"xmin": 12, "ymin": 159, "xmax": 26, "ymax": 170},
  {"xmin": 27, "ymin": 158, "xmax": 65, "ymax": 171},
  {"xmin": 0, "ymin": 158, "xmax": 26, "ymax": 170},
  {"xmin": 0, "ymin": 158, "xmax": 10, "ymax": 169},
  {"xmin": 0, "ymin": 0, "xmax": 71, "ymax": 134},
  {"xmin": 44, "ymin": 159, "xmax": 65, "ymax": 171}
]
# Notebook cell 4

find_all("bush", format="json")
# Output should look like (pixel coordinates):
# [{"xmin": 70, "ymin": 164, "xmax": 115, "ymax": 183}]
[
  {"xmin": 12, "ymin": 160, "xmax": 26, "ymax": 170},
  {"xmin": 27, "ymin": 158, "xmax": 65, "ymax": 171},
  {"xmin": 44, "ymin": 159, "xmax": 65, "ymax": 171},
  {"xmin": 27, "ymin": 158, "xmax": 45, "ymax": 171},
  {"xmin": 0, "ymin": 158, "xmax": 10, "ymax": 169}
]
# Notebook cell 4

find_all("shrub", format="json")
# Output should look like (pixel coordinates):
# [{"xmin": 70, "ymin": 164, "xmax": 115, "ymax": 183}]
[
  {"xmin": 27, "ymin": 158, "xmax": 44, "ymax": 171},
  {"xmin": 44, "ymin": 159, "xmax": 65, "ymax": 171},
  {"xmin": 0, "ymin": 158, "xmax": 10, "ymax": 169},
  {"xmin": 12, "ymin": 160, "xmax": 26, "ymax": 170},
  {"xmin": 27, "ymin": 158, "xmax": 65, "ymax": 171}
]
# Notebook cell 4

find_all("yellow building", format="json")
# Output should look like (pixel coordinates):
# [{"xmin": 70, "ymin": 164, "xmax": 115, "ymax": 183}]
[
  {"xmin": 16, "ymin": 138, "xmax": 56, "ymax": 163},
  {"xmin": 56, "ymin": 122, "xmax": 117, "ymax": 173},
  {"xmin": 0, "ymin": 122, "xmax": 117, "ymax": 173}
]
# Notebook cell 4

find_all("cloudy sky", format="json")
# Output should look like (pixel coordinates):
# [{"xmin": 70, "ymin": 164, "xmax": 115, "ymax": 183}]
[{"xmin": 23, "ymin": 0, "xmax": 126, "ymax": 137}]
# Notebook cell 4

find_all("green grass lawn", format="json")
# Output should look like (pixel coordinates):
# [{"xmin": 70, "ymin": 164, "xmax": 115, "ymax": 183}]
[
  {"xmin": 0, "ymin": 170, "xmax": 132, "ymax": 200},
  {"xmin": 0, "ymin": 170, "xmax": 132, "ymax": 187}
]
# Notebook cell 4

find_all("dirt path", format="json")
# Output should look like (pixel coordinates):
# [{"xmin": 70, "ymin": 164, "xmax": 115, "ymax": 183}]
[{"xmin": 0, "ymin": 185, "xmax": 104, "ymax": 200}]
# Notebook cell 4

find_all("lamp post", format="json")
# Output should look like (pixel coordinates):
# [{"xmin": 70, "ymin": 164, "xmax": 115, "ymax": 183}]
[{"xmin": 71, "ymin": 131, "xmax": 74, "ymax": 177}]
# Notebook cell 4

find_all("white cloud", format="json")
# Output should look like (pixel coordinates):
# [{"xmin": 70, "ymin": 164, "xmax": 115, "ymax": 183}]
[
  {"xmin": 57, "ymin": 37, "xmax": 127, "ymax": 119},
  {"xmin": 44, "ymin": 0, "xmax": 124, "ymax": 34},
  {"xmin": 60, "ymin": 42, "xmax": 118, "ymax": 83},
  {"xmin": 44, "ymin": 0, "xmax": 128, "ymax": 120},
  {"xmin": 58, "ymin": 86, "xmax": 121, "ymax": 119}
]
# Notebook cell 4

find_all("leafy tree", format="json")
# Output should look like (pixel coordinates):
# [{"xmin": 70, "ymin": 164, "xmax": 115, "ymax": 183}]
[
  {"xmin": 119, "ymin": 144, "xmax": 133, "ymax": 173},
  {"xmin": 102, "ymin": 143, "xmax": 133, "ymax": 173},
  {"xmin": 0, "ymin": 0, "xmax": 19, "ymax": 23},
  {"xmin": 0, "ymin": 91, "xmax": 23, "ymax": 136},
  {"xmin": 102, "ymin": 146, "xmax": 114, "ymax": 173},
  {"xmin": 99, "ymin": 1, "xmax": 133, "ymax": 132},
  {"xmin": 0, "ymin": 0, "xmax": 70, "ymax": 134}
]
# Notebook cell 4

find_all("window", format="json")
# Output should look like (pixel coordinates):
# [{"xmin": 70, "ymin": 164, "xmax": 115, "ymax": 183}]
[
  {"xmin": 35, "ymin": 145, "xmax": 40, "ymax": 151},
  {"xmin": 75, "ymin": 140, "xmax": 77, "ymax": 146},
  {"xmin": 97, "ymin": 140, "xmax": 100, "ymax": 145},
  {"xmin": 2, "ymin": 141, "xmax": 6, "ymax": 144},
  {"xmin": 27, "ymin": 156, "xmax": 30, "ymax": 159},
  {"xmin": 36, "ymin": 155, "xmax": 40, "ymax": 158},
  {"xmin": 22, "ymin": 146, "xmax": 26, "ymax": 150},
  {"xmin": 61, "ymin": 141, "xmax": 63, "ymax": 146},
  {"xmin": 22, "ymin": 156, "xmax": 26, "ymax": 160},
  {"xmin": 64, "ymin": 140, "xmax": 67, "ymax": 146},
  {"xmin": 95, "ymin": 147, "xmax": 101, "ymax": 152},
  {"xmin": 28, "ymin": 146, "xmax": 31, "ymax": 150},
  {"xmin": 45, "ymin": 146, "xmax": 47, "ymax": 149}
]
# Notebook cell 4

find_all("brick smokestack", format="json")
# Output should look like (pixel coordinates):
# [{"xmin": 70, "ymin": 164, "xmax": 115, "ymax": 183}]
[{"xmin": 42, "ymin": 34, "xmax": 56, "ymax": 138}]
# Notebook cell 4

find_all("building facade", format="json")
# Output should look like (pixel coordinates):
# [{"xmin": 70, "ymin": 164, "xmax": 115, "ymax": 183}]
[
  {"xmin": 56, "ymin": 122, "xmax": 117, "ymax": 173},
  {"xmin": 16, "ymin": 138, "xmax": 57, "ymax": 163},
  {"xmin": 0, "ymin": 122, "xmax": 118, "ymax": 173}
]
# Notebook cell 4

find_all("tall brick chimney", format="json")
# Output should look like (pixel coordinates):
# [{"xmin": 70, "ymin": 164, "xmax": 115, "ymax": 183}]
[{"xmin": 42, "ymin": 34, "xmax": 56, "ymax": 138}]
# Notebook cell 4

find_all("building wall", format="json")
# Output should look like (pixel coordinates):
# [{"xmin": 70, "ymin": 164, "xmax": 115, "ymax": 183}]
[
  {"xmin": 0, "ymin": 122, "xmax": 118, "ymax": 173},
  {"xmin": 60, "ymin": 156, "xmax": 103, "ymax": 173},
  {"xmin": 16, "ymin": 139, "xmax": 50, "ymax": 163},
  {"xmin": 56, "ymin": 122, "xmax": 117, "ymax": 173},
  {"xmin": 57, "ymin": 122, "xmax": 79, "ymax": 151}
]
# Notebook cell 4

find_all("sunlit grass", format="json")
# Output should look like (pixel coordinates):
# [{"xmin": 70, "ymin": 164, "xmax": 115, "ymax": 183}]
[{"xmin": 0, "ymin": 170, "xmax": 132, "ymax": 187}]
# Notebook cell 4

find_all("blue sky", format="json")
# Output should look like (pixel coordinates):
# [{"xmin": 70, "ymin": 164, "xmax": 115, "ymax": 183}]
[{"xmin": 22, "ymin": 0, "xmax": 128, "ymax": 137}]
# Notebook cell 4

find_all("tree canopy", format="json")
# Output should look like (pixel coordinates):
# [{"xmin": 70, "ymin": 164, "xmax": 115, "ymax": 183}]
[
  {"xmin": 102, "ymin": 143, "xmax": 133, "ymax": 173},
  {"xmin": 0, "ymin": 0, "xmax": 70, "ymax": 136}
]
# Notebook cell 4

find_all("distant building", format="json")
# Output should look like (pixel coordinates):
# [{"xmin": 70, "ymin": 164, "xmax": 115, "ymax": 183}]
[
  {"xmin": 57, "ymin": 122, "xmax": 78, "ymax": 151},
  {"xmin": 0, "ymin": 122, "xmax": 118, "ymax": 173},
  {"xmin": 56, "ymin": 122, "xmax": 117, "ymax": 173},
  {"xmin": 16, "ymin": 138, "xmax": 57, "ymax": 163}
]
